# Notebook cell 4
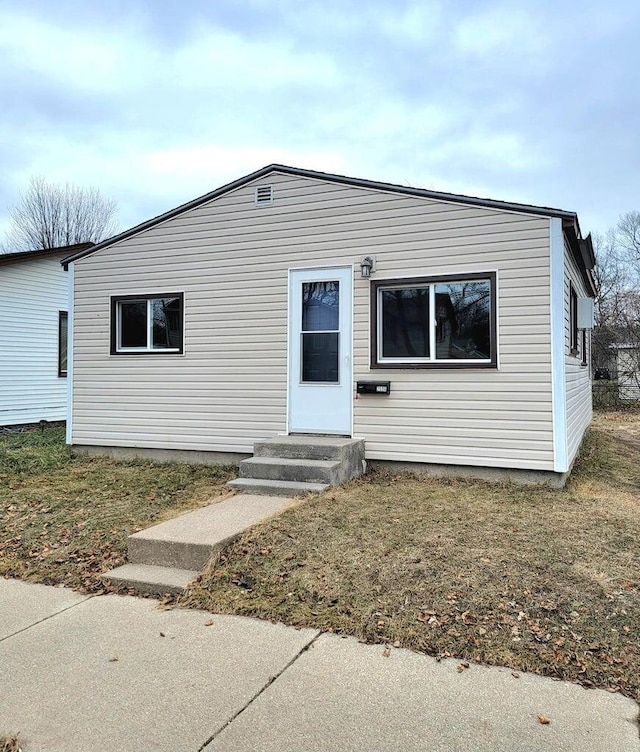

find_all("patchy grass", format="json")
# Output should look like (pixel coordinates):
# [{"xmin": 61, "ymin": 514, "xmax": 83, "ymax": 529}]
[
  {"xmin": 183, "ymin": 412, "xmax": 640, "ymax": 700},
  {"xmin": 592, "ymin": 407, "xmax": 640, "ymax": 452},
  {"xmin": 0, "ymin": 735, "xmax": 21, "ymax": 752},
  {"xmin": 0, "ymin": 425, "xmax": 234, "ymax": 592}
]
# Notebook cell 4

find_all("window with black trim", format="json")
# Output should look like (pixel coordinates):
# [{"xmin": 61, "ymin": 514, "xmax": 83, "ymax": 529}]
[
  {"xmin": 58, "ymin": 311, "xmax": 68, "ymax": 377},
  {"xmin": 111, "ymin": 293, "xmax": 183, "ymax": 354},
  {"xmin": 371, "ymin": 273, "xmax": 497, "ymax": 368},
  {"xmin": 569, "ymin": 284, "xmax": 578, "ymax": 354}
]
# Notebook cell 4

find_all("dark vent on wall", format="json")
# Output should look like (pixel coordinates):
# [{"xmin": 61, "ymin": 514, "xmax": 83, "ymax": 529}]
[{"xmin": 255, "ymin": 185, "xmax": 273, "ymax": 205}]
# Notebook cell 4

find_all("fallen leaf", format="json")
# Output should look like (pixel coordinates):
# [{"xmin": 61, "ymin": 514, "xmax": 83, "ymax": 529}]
[
  {"xmin": 204, "ymin": 619, "xmax": 214, "ymax": 626},
  {"xmin": 108, "ymin": 657, "xmax": 119, "ymax": 662},
  {"xmin": 382, "ymin": 647, "xmax": 391, "ymax": 658},
  {"xmin": 511, "ymin": 671, "xmax": 520, "ymax": 679},
  {"xmin": 457, "ymin": 662, "xmax": 470, "ymax": 673},
  {"xmin": 537, "ymin": 714, "xmax": 551, "ymax": 725},
  {"xmin": 159, "ymin": 632, "xmax": 165, "ymax": 637}
]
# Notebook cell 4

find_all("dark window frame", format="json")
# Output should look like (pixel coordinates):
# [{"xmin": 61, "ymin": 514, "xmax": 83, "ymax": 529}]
[
  {"xmin": 110, "ymin": 293, "xmax": 184, "ymax": 355},
  {"xmin": 370, "ymin": 272, "xmax": 498, "ymax": 370},
  {"xmin": 58, "ymin": 310, "xmax": 68, "ymax": 377},
  {"xmin": 569, "ymin": 284, "xmax": 579, "ymax": 355}
]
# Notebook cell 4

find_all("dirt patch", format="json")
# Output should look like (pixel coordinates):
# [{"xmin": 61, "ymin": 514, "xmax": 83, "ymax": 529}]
[{"xmin": 592, "ymin": 408, "xmax": 640, "ymax": 451}]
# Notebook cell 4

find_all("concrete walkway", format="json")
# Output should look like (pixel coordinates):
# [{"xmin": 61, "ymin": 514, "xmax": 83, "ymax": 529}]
[
  {"xmin": 105, "ymin": 493, "xmax": 298, "ymax": 594},
  {"xmin": 0, "ymin": 578, "xmax": 638, "ymax": 752}
]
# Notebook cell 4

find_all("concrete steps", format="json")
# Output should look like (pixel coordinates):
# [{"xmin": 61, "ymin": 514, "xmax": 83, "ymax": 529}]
[
  {"xmin": 103, "ymin": 438, "xmax": 366, "ymax": 595},
  {"xmin": 101, "ymin": 494, "xmax": 296, "ymax": 596},
  {"xmin": 228, "ymin": 436, "xmax": 365, "ymax": 496}
]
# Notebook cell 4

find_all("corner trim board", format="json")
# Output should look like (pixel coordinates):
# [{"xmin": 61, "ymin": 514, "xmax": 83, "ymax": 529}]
[
  {"xmin": 66, "ymin": 263, "xmax": 74, "ymax": 444},
  {"xmin": 550, "ymin": 218, "xmax": 568, "ymax": 472}
]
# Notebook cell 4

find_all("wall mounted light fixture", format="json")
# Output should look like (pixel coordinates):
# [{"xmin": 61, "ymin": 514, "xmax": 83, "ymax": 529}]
[{"xmin": 360, "ymin": 256, "xmax": 374, "ymax": 278}]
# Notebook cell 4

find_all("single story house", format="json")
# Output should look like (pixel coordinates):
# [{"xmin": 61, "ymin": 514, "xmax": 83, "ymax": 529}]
[
  {"xmin": 62, "ymin": 165, "xmax": 596, "ymax": 486},
  {"xmin": 0, "ymin": 243, "xmax": 92, "ymax": 426}
]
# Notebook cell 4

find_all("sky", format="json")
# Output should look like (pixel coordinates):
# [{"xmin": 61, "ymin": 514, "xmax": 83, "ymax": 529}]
[{"xmin": 1, "ymin": 0, "xmax": 638, "ymax": 245}]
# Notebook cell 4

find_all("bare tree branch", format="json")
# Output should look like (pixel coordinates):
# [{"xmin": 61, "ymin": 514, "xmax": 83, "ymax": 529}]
[
  {"xmin": 2, "ymin": 176, "xmax": 119, "ymax": 252},
  {"xmin": 593, "ymin": 214, "xmax": 640, "ymax": 404}
]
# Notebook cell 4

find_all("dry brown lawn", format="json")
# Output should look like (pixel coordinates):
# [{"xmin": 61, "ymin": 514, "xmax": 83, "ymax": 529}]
[
  {"xmin": 3, "ymin": 414, "xmax": 640, "ymax": 700},
  {"xmin": 0, "ymin": 425, "xmax": 234, "ymax": 592},
  {"xmin": 183, "ymin": 410, "xmax": 640, "ymax": 700}
]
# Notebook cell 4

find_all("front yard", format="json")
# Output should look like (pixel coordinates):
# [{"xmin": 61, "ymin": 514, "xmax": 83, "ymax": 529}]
[
  {"xmin": 0, "ymin": 425, "xmax": 233, "ymax": 591},
  {"xmin": 1, "ymin": 413, "xmax": 640, "ymax": 701}
]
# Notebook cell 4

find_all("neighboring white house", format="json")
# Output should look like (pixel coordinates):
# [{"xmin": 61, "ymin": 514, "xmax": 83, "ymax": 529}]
[
  {"xmin": 62, "ymin": 165, "xmax": 596, "ymax": 485},
  {"xmin": 613, "ymin": 344, "xmax": 640, "ymax": 401},
  {"xmin": 0, "ymin": 243, "xmax": 92, "ymax": 426}
]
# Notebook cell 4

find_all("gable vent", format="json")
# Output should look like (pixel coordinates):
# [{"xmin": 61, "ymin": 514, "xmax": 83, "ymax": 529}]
[{"xmin": 255, "ymin": 185, "xmax": 273, "ymax": 206}]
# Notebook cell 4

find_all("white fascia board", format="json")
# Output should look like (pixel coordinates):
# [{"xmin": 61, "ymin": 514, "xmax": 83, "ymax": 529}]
[
  {"xmin": 550, "ymin": 218, "xmax": 568, "ymax": 472},
  {"xmin": 66, "ymin": 262, "xmax": 74, "ymax": 445}
]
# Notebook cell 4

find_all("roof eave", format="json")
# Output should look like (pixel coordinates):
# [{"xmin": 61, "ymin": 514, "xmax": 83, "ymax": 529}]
[
  {"xmin": 62, "ymin": 164, "xmax": 581, "ymax": 268},
  {"xmin": 562, "ymin": 219, "xmax": 597, "ymax": 298},
  {"xmin": 1, "ymin": 242, "xmax": 93, "ymax": 267}
]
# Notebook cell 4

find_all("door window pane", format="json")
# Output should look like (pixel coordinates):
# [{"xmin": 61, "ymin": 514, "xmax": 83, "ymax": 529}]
[
  {"xmin": 302, "ymin": 281, "xmax": 339, "ymax": 331},
  {"xmin": 434, "ymin": 281, "xmax": 491, "ymax": 359},
  {"xmin": 302, "ymin": 332, "xmax": 339, "ymax": 382},
  {"xmin": 381, "ymin": 288, "xmax": 430, "ymax": 358},
  {"xmin": 120, "ymin": 301, "xmax": 147, "ymax": 347}
]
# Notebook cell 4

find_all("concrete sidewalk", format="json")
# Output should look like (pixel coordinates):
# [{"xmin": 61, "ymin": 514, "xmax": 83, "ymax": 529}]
[{"xmin": 0, "ymin": 578, "xmax": 638, "ymax": 752}]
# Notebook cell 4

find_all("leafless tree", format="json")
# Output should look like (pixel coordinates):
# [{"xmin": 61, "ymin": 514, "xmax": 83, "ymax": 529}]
[
  {"xmin": 616, "ymin": 210, "xmax": 640, "ymax": 281},
  {"xmin": 2, "ymin": 176, "xmax": 118, "ymax": 252},
  {"xmin": 592, "ymin": 216, "xmax": 640, "ymax": 404}
]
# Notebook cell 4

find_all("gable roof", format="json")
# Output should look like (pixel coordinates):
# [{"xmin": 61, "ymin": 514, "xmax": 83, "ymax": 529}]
[
  {"xmin": 58, "ymin": 164, "xmax": 596, "ymax": 295},
  {"xmin": 0, "ymin": 242, "xmax": 93, "ymax": 268},
  {"xmin": 61, "ymin": 164, "xmax": 586, "ymax": 264}
]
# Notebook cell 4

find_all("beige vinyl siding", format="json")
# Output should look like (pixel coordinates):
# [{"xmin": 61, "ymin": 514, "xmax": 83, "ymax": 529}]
[
  {"xmin": 72, "ymin": 171, "xmax": 555, "ymax": 470},
  {"xmin": 564, "ymin": 240, "xmax": 592, "ymax": 464}
]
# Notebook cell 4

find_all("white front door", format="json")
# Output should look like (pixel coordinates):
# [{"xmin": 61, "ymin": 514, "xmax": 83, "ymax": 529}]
[{"xmin": 288, "ymin": 266, "xmax": 353, "ymax": 435}]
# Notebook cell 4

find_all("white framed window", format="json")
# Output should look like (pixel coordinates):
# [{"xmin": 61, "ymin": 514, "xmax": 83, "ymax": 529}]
[
  {"xmin": 111, "ymin": 293, "xmax": 184, "ymax": 354},
  {"xmin": 371, "ymin": 273, "xmax": 497, "ymax": 369}
]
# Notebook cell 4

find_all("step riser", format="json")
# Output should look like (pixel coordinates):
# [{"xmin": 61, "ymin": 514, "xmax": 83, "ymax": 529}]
[
  {"xmin": 101, "ymin": 565, "xmax": 199, "ymax": 596},
  {"xmin": 254, "ymin": 443, "xmax": 344, "ymax": 461},
  {"xmin": 227, "ymin": 478, "xmax": 328, "ymax": 497},
  {"xmin": 102, "ymin": 573, "xmax": 190, "ymax": 597},
  {"xmin": 128, "ymin": 537, "xmax": 227, "ymax": 571},
  {"xmin": 240, "ymin": 460, "xmax": 341, "ymax": 485},
  {"xmin": 254, "ymin": 439, "xmax": 365, "ymax": 463}
]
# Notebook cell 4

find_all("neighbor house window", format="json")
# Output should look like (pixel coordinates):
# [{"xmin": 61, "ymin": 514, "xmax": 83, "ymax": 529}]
[
  {"xmin": 371, "ymin": 273, "xmax": 497, "ymax": 368},
  {"xmin": 111, "ymin": 293, "xmax": 184, "ymax": 354},
  {"xmin": 569, "ymin": 284, "xmax": 579, "ymax": 355},
  {"xmin": 58, "ymin": 311, "xmax": 68, "ymax": 377}
]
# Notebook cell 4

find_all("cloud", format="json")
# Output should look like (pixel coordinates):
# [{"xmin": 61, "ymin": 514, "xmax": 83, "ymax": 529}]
[{"xmin": 0, "ymin": 0, "xmax": 638, "ymax": 243}]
